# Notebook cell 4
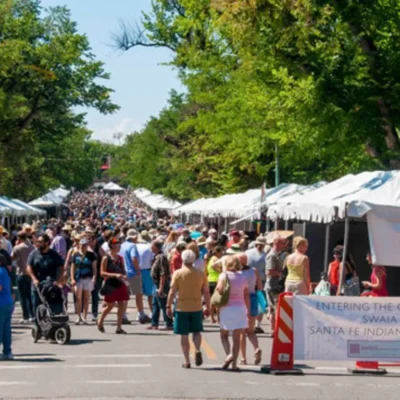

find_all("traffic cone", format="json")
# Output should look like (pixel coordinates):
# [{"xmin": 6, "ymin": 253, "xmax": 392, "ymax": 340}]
[{"xmin": 261, "ymin": 293, "xmax": 303, "ymax": 375}]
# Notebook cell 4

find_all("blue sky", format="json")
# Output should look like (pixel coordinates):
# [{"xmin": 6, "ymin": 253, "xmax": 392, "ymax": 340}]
[{"xmin": 41, "ymin": 0, "xmax": 183, "ymax": 143}]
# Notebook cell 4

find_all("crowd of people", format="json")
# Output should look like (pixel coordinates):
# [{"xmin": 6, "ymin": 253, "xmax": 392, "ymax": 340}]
[{"xmin": 0, "ymin": 189, "xmax": 388, "ymax": 368}]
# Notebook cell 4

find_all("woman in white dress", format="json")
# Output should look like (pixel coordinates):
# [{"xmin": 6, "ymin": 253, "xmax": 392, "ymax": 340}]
[{"xmin": 216, "ymin": 256, "xmax": 249, "ymax": 372}]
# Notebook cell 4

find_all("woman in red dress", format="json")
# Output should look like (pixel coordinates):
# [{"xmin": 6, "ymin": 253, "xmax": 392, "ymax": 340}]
[
  {"xmin": 362, "ymin": 253, "xmax": 388, "ymax": 297},
  {"xmin": 97, "ymin": 238, "xmax": 130, "ymax": 333}
]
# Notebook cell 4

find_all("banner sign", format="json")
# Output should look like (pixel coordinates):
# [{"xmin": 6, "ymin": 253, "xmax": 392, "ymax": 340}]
[{"xmin": 293, "ymin": 296, "xmax": 400, "ymax": 361}]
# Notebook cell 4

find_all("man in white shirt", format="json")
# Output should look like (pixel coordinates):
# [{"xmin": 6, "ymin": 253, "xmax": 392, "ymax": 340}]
[{"xmin": 136, "ymin": 232, "xmax": 154, "ymax": 322}]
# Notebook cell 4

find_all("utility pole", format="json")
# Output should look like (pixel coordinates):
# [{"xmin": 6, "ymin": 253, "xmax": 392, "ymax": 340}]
[{"xmin": 275, "ymin": 144, "xmax": 280, "ymax": 187}]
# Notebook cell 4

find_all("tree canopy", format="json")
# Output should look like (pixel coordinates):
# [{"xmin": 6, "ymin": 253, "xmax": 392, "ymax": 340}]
[
  {"xmin": 0, "ymin": 0, "xmax": 119, "ymax": 199},
  {"xmin": 113, "ymin": 0, "xmax": 400, "ymax": 201}
]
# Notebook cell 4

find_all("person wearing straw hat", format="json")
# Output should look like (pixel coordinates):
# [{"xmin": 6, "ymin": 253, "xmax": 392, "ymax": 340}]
[
  {"xmin": 245, "ymin": 236, "xmax": 267, "ymax": 334},
  {"xmin": 119, "ymin": 229, "xmax": 147, "ymax": 324},
  {"xmin": 265, "ymin": 232, "xmax": 286, "ymax": 338},
  {"xmin": 71, "ymin": 237, "xmax": 97, "ymax": 325},
  {"xmin": 136, "ymin": 232, "xmax": 154, "ymax": 322}
]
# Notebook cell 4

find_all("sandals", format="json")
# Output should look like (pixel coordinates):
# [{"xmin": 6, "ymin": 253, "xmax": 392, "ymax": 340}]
[
  {"xmin": 182, "ymin": 362, "xmax": 191, "ymax": 369},
  {"xmin": 97, "ymin": 324, "xmax": 105, "ymax": 333},
  {"xmin": 222, "ymin": 356, "xmax": 234, "ymax": 370},
  {"xmin": 195, "ymin": 351, "xmax": 203, "ymax": 367},
  {"xmin": 239, "ymin": 359, "xmax": 247, "ymax": 365},
  {"xmin": 116, "ymin": 329, "xmax": 127, "ymax": 334},
  {"xmin": 254, "ymin": 349, "xmax": 262, "ymax": 365}
]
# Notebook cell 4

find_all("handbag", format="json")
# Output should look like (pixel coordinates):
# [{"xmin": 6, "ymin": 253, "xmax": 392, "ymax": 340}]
[
  {"xmin": 100, "ymin": 277, "xmax": 123, "ymax": 296},
  {"xmin": 257, "ymin": 290, "xmax": 268, "ymax": 315},
  {"xmin": 211, "ymin": 273, "xmax": 231, "ymax": 307},
  {"xmin": 314, "ymin": 278, "xmax": 331, "ymax": 296},
  {"xmin": 342, "ymin": 276, "xmax": 361, "ymax": 296}
]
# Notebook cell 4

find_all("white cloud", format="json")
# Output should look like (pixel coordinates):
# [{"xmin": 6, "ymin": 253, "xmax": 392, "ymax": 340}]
[{"xmin": 91, "ymin": 117, "xmax": 143, "ymax": 144}]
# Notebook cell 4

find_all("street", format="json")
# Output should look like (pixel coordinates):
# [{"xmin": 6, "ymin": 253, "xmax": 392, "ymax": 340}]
[{"xmin": 3, "ymin": 298, "xmax": 400, "ymax": 400}]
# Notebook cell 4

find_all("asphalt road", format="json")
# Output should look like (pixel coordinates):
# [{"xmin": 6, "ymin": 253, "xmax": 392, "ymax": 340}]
[{"xmin": 3, "ymin": 297, "xmax": 400, "ymax": 400}]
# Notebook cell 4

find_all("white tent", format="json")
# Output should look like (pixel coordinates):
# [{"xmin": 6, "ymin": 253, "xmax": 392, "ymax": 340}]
[
  {"xmin": 174, "ymin": 183, "xmax": 319, "ymax": 219},
  {"xmin": 103, "ymin": 182, "xmax": 125, "ymax": 192},
  {"xmin": 267, "ymin": 171, "xmax": 400, "ymax": 223},
  {"xmin": 0, "ymin": 197, "xmax": 31, "ymax": 216},
  {"xmin": 50, "ymin": 187, "xmax": 70, "ymax": 199},
  {"xmin": 266, "ymin": 171, "xmax": 400, "ymax": 268},
  {"xmin": 30, "ymin": 192, "xmax": 64, "ymax": 207},
  {"xmin": 133, "ymin": 189, "xmax": 181, "ymax": 211}
]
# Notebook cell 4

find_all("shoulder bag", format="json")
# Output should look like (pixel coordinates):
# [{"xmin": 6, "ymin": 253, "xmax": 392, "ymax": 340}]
[{"xmin": 211, "ymin": 272, "xmax": 231, "ymax": 307}]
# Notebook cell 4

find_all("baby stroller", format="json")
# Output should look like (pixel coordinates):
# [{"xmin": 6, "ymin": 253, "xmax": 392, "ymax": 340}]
[{"xmin": 31, "ymin": 277, "xmax": 71, "ymax": 345}]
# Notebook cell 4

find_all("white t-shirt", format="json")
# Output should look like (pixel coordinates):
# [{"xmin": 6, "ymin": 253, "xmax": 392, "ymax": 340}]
[
  {"xmin": 136, "ymin": 243, "xmax": 153, "ymax": 270},
  {"xmin": 193, "ymin": 258, "xmax": 205, "ymax": 272},
  {"xmin": 101, "ymin": 242, "xmax": 110, "ymax": 255}
]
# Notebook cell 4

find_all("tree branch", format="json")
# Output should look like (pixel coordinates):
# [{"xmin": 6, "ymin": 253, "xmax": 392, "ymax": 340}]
[{"xmin": 112, "ymin": 20, "xmax": 177, "ymax": 52}]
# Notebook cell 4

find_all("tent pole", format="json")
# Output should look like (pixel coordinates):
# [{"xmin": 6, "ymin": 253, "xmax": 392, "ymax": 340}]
[
  {"xmin": 284, "ymin": 220, "xmax": 289, "ymax": 230},
  {"xmin": 323, "ymin": 224, "xmax": 330, "ymax": 273},
  {"xmin": 338, "ymin": 216, "xmax": 350, "ymax": 295},
  {"xmin": 302, "ymin": 221, "xmax": 307, "ymax": 237},
  {"xmin": 224, "ymin": 218, "xmax": 228, "ymax": 233},
  {"xmin": 274, "ymin": 218, "xmax": 278, "ymax": 231}
]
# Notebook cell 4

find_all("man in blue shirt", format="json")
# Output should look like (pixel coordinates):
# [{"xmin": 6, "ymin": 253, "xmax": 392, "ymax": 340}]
[
  {"xmin": 119, "ymin": 230, "xmax": 149, "ymax": 324},
  {"xmin": 0, "ymin": 254, "xmax": 14, "ymax": 360}
]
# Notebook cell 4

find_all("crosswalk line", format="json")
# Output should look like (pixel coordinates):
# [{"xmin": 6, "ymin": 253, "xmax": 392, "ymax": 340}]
[{"xmin": 0, "ymin": 364, "xmax": 151, "ymax": 370}]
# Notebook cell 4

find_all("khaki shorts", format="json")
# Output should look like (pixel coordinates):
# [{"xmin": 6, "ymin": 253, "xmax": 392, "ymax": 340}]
[{"xmin": 128, "ymin": 276, "xmax": 142, "ymax": 296}]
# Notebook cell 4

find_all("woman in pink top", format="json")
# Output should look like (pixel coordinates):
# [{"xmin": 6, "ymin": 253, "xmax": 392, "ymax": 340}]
[
  {"xmin": 216, "ymin": 256, "xmax": 249, "ymax": 372},
  {"xmin": 362, "ymin": 253, "xmax": 388, "ymax": 297}
]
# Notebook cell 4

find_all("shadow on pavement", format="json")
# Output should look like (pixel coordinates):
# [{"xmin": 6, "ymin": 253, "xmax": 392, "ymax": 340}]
[
  {"xmin": 15, "ymin": 353, "xmax": 56, "ymax": 357},
  {"xmin": 122, "ymin": 332, "xmax": 173, "ymax": 337},
  {"xmin": 12, "ymin": 326, "xmax": 33, "ymax": 330},
  {"xmin": 10, "ymin": 357, "xmax": 64, "ymax": 363},
  {"xmin": 67, "ymin": 339, "xmax": 111, "ymax": 345}
]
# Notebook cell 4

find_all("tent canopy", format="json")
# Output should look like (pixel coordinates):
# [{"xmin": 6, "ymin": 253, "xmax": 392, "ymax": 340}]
[
  {"xmin": 134, "ymin": 189, "xmax": 181, "ymax": 211},
  {"xmin": 103, "ymin": 182, "xmax": 125, "ymax": 192},
  {"xmin": 30, "ymin": 192, "xmax": 64, "ymax": 207},
  {"xmin": 173, "ymin": 183, "xmax": 322, "ymax": 218},
  {"xmin": 267, "ymin": 171, "xmax": 400, "ymax": 223},
  {"xmin": 0, "ymin": 197, "xmax": 46, "ymax": 216}
]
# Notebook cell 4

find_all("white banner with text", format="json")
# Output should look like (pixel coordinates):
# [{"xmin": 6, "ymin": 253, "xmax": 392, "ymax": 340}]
[{"xmin": 293, "ymin": 296, "xmax": 400, "ymax": 361}]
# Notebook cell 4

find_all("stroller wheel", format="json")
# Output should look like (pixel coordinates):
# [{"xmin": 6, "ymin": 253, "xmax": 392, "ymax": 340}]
[
  {"xmin": 31, "ymin": 327, "xmax": 41, "ymax": 343},
  {"xmin": 55, "ymin": 326, "xmax": 70, "ymax": 345}
]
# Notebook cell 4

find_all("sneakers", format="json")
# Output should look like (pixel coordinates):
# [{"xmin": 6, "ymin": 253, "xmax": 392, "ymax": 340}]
[
  {"xmin": 75, "ymin": 317, "xmax": 82, "ymax": 325},
  {"xmin": 254, "ymin": 326, "xmax": 265, "ymax": 334},
  {"xmin": 138, "ymin": 315, "xmax": 151, "ymax": 324},
  {"xmin": 1, "ymin": 353, "xmax": 14, "ymax": 361}
]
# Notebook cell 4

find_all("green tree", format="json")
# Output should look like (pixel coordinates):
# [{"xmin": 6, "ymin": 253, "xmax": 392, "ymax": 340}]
[
  {"xmin": 0, "ymin": 0, "xmax": 119, "ymax": 199},
  {"xmin": 114, "ymin": 0, "xmax": 400, "ymax": 197}
]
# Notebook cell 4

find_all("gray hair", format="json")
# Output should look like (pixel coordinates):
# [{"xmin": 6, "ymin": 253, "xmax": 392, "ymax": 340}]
[{"xmin": 182, "ymin": 249, "xmax": 196, "ymax": 265}]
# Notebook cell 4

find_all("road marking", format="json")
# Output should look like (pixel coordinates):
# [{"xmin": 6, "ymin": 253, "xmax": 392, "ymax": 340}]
[
  {"xmin": 314, "ymin": 366, "xmax": 347, "ymax": 371},
  {"xmin": 189, "ymin": 338, "xmax": 217, "ymax": 360},
  {"xmin": 15, "ymin": 354, "xmax": 181, "ymax": 359},
  {"xmin": 294, "ymin": 382, "xmax": 320, "ymax": 386},
  {"xmin": 0, "ymin": 381, "xmax": 34, "ymax": 386},
  {"xmin": 0, "ymin": 364, "xmax": 151, "ymax": 370},
  {"xmin": 201, "ymin": 337, "xmax": 217, "ymax": 360},
  {"xmin": 86, "ymin": 380, "xmax": 157, "ymax": 384}
]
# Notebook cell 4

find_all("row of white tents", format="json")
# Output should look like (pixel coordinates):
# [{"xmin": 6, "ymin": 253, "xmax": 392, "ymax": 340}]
[
  {"xmin": 29, "ymin": 187, "xmax": 71, "ymax": 208},
  {"xmin": 173, "ymin": 182, "xmax": 326, "ymax": 219},
  {"xmin": 134, "ymin": 188, "xmax": 182, "ymax": 211},
  {"xmin": 174, "ymin": 170, "xmax": 400, "ymax": 269}
]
